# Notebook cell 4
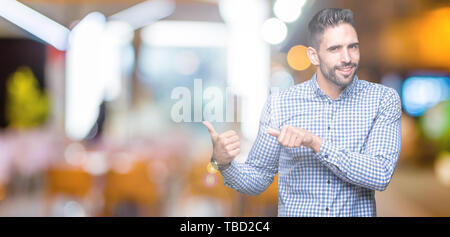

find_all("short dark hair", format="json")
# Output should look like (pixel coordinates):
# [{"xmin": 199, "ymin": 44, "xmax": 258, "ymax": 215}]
[{"xmin": 308, "ymin": 8, "xmax": 356, "ymax": 49}]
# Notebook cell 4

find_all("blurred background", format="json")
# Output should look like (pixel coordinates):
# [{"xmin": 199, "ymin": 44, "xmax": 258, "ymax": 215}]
[{"xmin": 0, "ymin": 0, "xmax": 449, "ymax": 217}]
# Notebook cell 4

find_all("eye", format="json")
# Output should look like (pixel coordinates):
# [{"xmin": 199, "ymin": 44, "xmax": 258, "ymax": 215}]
[
  {"xmin": 328, "ymin": 46, "xmax": 338, "ymax": 52},
  {"xmin": 349, "ymin": 44, "xmax": 359, "ymax": 49}
]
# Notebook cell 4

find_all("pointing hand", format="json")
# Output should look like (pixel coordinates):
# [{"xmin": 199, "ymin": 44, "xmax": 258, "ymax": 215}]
[{"xmin": 267, "ymin": 125, "xmax": 322, "ymax": 153}]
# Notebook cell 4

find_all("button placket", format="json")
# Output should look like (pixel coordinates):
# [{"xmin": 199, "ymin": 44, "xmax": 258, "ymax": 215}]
[
  {"xmin": 329, "ymin": 101, "xmax": 337, "ymax": 144},
  {"xmin": 328, "ymin": 101, "xmax": 334, "ymax": 150},
  {"xmin": 325, "ymin": 179, "xmax": 332, "ymax": 216},
  {"xmin": 326, "ymin": 170, "xmax": 335, "ymax": 216},
  {"xmin": 329, "ymin": 103, "xmax": 339, "ymax": 202},
  {"xmin": 328, "ymin": 101, "xmax": 333, "ymax": 138}
]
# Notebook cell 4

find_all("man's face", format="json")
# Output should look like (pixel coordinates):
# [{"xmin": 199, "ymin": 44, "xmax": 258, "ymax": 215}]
[{"xmin": 316, "ymin": 23, "xmax": 360, "ymax": 88}]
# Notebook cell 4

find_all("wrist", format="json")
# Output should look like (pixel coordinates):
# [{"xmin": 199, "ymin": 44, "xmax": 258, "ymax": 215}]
[
  {"xmin": 211, "ymin": 157, "xmax": 231, "ymax": 171},
  {"xmin": 311, "ymin": 135, "xmax": 322, "ymax": 153}
]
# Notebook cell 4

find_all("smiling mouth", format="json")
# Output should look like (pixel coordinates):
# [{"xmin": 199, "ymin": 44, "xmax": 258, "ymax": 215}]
[{"xmin": 336, "ymin": 66, "xmax": 354, "ymax": 75}]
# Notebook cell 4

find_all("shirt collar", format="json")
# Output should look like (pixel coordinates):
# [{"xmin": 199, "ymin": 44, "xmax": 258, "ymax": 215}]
[{"xmin": 309, "ymin": 73, "xmax": 360, "ymax": 100}]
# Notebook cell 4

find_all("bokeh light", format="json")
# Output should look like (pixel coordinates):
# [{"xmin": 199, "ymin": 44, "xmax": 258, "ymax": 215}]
[
  {"xmin": 111, "ymin": 152, "xmax": 133, "ymax": 174},
  {"xmin": 261, "ymin": 18, "xmax": 287, "ymax": 45},
  {"xmin": 402, "ymin": 76, "xmax": 450, "ymax": 116},
  {"xmin": 82, "ymin": 152, "xmax": 108, "ymax": 176},
  {"xmin": 273, "ymin": 0, "xmax": 306, "ymax": 23},
  {"xmin": 202, "ymin": 173, "xmax": 218, "ymax": 188},
  {"xmin": 420, "ymin": 101, "xmax": 450, "ymax": 151},
  {"xmin": 63, "ymin": 200, "xmax": 86, "ymax": 217},
  {"xmin": 434, "ymin": 151, "xmax": 450, "ymax": 187},
  {"xmin": 64, "ymin": 142, "xmax": 87, "ymax": 166},
  {"xmin": 287, "ymin": 45, "xmax": 311, "ymax": 71},
  {"xmin": 174, "ymin": 50, "xmax": 200, "ymax": 76}
]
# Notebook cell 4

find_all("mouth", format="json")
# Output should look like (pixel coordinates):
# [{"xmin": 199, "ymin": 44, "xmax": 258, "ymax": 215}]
[{"xmin": 336, "ymin": 65, "xmax": 355, "ymax": 77}]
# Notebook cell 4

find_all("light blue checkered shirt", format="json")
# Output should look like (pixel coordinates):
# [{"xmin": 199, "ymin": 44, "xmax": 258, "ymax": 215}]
[{"xmin": 221, "ymin": 74, "xmax": 402, "ymax": 217}]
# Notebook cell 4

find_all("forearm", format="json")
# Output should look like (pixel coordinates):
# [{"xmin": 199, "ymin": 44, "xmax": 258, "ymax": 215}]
[
  {"xmin": 220, "ymin": 160, "xmax": 277, "ymax": 196},
  {"xmin": 315, "ymin": 139, "xmax": 399, "ymax": 191}
]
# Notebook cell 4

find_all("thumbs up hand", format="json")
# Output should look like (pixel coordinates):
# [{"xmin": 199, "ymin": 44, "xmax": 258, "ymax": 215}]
[{"xmin": 202, "ymin": 121, "xmax": 240, "ymax": 165}]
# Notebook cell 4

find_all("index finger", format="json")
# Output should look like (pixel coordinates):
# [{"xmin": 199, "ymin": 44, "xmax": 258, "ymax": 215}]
[{"xmin": 266, "ymin": 128, "xmax": 281, "ymax": 137}]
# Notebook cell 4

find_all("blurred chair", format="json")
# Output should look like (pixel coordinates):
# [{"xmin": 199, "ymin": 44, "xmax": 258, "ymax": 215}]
[
  {"xmin": 177, "ymin": 158, "xmax": 240, "ymax": 216},
  {"xmin": 103, "ymin": 161, "xmax": 160, "ymax": 216},
  {"xmin": 45, "ymin": 166, "xmax": 93, "ymax": 216}
]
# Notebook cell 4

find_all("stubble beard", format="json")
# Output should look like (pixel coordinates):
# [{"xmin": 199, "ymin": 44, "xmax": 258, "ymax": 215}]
[{"xmin": 319, "ymin": 61, "xmax": 359, "ymax": 89}]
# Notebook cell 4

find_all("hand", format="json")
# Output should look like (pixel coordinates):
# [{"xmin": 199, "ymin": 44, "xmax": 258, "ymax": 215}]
[
  {"xmin": 202, "ymin": 121, "xmax": 241, "ymax": 165},
  {"xmin": 266, "ymin": 125, "xmax": 322, "ymax": 153}
]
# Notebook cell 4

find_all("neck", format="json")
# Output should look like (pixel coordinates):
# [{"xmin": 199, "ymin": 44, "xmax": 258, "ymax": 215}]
[{"xmin": 316, "ymin": 70, "xmax": 346, "ymax": 100}]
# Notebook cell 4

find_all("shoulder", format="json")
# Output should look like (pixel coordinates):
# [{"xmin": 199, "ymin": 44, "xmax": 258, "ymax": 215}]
[
  {"xmin": 359, "ymin": 80, "xmax": 402, "ymax": 115},
  {"xmin": 359, "ymin": 80, "xmax": 400, "ymax": 104},
  {"xmin": 271, "ymin": 80, "xmax": 312, "ymax": 102}
]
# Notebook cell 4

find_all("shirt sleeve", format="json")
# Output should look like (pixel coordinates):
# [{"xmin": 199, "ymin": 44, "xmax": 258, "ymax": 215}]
[
  {"xmin": 220, "ymin": 94, "xmax": 281, "ymax": 196},
  {"xmin": 315, "ymin": 88, "xmax": 402, "ymax": 191}
]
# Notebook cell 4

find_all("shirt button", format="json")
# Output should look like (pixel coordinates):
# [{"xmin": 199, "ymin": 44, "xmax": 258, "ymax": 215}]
[
  {"xmin": 324, "ymin": 155, "xmax": 328, "ymax": 158},
  {"xmin": 327, "ymin": 180, "xmax": 330, "ymax": 184},
  {"xmin": 327, "ymin": 126, "xmax": 331, "ymax": 130},
  {"xmin": 326, "ymin": 207, "xmax": 329, "ymax": 211}
]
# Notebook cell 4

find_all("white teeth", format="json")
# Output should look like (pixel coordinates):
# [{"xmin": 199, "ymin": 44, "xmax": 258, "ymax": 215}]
[
  {"xmin": 337, "ymin": 67, "xmax": 353, "ymax": 75},
  {"xmin": 338, "ymin": 67, "xmax": 352, "ymax": 72}
]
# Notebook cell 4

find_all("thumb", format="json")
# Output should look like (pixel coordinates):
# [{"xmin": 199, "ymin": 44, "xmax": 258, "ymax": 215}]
[
  {"xmin": 266, "ymin": 128, "xmax": 281, "ymax": 137},
  {"xmin": 202, "ymin": 121, "xmax": 218, "ymax": 138}
]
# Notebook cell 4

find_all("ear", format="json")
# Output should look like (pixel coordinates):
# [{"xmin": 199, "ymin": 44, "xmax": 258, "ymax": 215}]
[{"xmin": 307, "ymin": 46, "xmax": 320, "ymax": 66}]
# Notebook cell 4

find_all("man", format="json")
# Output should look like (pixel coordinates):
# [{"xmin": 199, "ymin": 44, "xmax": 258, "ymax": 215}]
[{"xmin": 203, "ymin": 8, "xmax": 401, "ymax": 217}]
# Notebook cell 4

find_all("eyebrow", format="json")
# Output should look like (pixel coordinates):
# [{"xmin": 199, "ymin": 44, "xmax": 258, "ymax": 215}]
[
  {"xmin": 349, "ymin": 42, "xmax": 360, "ymax": 48},
  {"xmin": 326, "ymin": 42, "xmax": 360, "ymax": 51}
]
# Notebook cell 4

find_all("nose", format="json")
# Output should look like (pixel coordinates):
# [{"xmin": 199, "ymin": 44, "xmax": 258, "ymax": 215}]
[{"xmin": 341, "ymin": 48, "xmax": 351, "ymax": 64}]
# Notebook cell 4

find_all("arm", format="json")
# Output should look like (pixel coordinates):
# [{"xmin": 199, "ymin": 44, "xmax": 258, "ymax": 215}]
[
  {"xmin": 220, "ymin": 95, "xmax": 281, "ymax": 196},
  {"xmin": 314, "ymin": 88, "xmax": 402, "ymax": 191}
]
